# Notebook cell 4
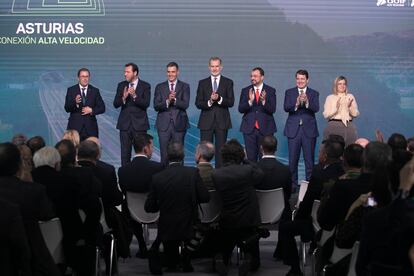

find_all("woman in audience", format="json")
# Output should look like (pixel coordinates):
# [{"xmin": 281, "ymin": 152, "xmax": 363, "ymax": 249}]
[
  {"xmin": 323, "ymin": 76, "xmax": 360, "ymax": 146},
  {"xmin": 16, "ymin": 144, "xmax": 33, "ymax": 182},
  {"xmin": 62, "ymin": 129, "xmax": 80, "ymax": 148}
]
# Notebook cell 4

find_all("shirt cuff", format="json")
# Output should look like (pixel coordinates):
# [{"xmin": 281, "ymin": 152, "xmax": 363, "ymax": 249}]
[
  {"xmin": 207, "ymin": 100, "xmax": 213, "ymax": 107},
  {"xmin": 218, "ymin": 96, "xmax": 223, "ymax": 105},
  {"xmin": 166, "ymin": 100, "xmax": 170, "ymax": 108},
  {"xmin": 248, "ymin": 100, "xmax": 253, "ymax": 107}
]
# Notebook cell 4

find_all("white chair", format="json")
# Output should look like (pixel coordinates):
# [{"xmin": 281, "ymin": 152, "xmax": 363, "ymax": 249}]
[
  {"xmin": 126, "ymin": 192, "xmax": 159, "ymax": 244},
  {"xmin": 39, "ymin": 218, "xmax": 65, "ymax": 265},
  {"xmin": 199, "ymin": 190, "xmax": 221, "ymax": 224},
  {"xmin": 347, "ymin": 241, "xmax": 359, "ymax": 276},
  {"xmin": 256, "ymin": 188, "xmax": 285, "ymax": 224}
]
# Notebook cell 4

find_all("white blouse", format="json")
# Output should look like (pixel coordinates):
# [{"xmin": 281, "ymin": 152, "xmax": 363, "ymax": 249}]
[{"xmin": 323, "ymin": 93, "xmax": 359, "ymax": 126}]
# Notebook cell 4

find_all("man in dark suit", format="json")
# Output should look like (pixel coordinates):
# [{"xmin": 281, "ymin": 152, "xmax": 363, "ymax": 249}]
[
  {"xmin": 211, "ymin": 139, "xmax": 264, "ymax": 275},
  {"xmin": 145, "ymin": 142, "xmax": 210, "ymax": 272},
  {"xmin": 113, "ymin": 63, "xmax": 151, "ymax": 166},
  {"xmin": 279, "ymin": 138, "xmax": 344, "ymax": 276},
  {"xmin": 154, "ymin": 62, "xmax": 190, "ymax": 165},
  {"xmin": 118, "ymin": 134, "xmax": 164, "ymax": 258},
  {"xmin": 195, "ymin": 141, "xmax": 215, "ymax": 191},
  {"xmin": 284, "ymin": 69, "xmax": 320, "ymax": 188},
  {"xmin": 239, "ymin": 67, "xmax": 277, "ymax": 162},
  {"xmin": 196, "ymin": 57, "xmax": 234, "ymax": 167},
  {"xmin": 0, "ymin": 142, "xmax": 60, "ymax": 276},
  {"xmin": 64, "ymin": 68, "xmax": 106, "ymax": 141}
]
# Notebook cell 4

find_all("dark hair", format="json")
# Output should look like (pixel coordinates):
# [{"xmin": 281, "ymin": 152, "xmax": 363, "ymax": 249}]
[
  {"xmin": 324, "ymin": 139, "xmax": 345, "ymax": 160},
  {"xmin": 125, "ymin": 62, "xmax": 139, "ymax": 74},
  {"xmin": 221, "ymin": 139, "xmax": 245, "ymax": 165},
  {"xmin": 78, "ymin": 140, "xmax": 100, "ymax": 161},
  {"xmin": 167, "ymin": 142, "xmax": 184, "ymax": 162},
  {"xmin": 11, "ymin": 133, "xmax": 27, "ymax": 146},
  {"xmin": 27, "ymin": 136, "xmax": 46, "ymax": 155},
  {"xmin": 166, "ymin": 62, "xmax": 179, "ymax": 70},
  {"xmin": 252, "ymin": 67, "xmax": 264, "ymax": 76},
  {"xmin": 209, "ymin": 57, "xmax": 222, "ymax": 65},
  {"xmin": 363, "ymin": 141, "xmax": 392, "ymax": 172},
  {"xmin": 77, "ymin": 68, "xmax": 90, "ymax": 77},
  {"xmin": 325, "ymin": 134, "xmax": 345, "ymax": 150},
  {"xmin": 389, "ymin": 150, "xmax": 413, "ymax": 194},
  {"xmin": 343, "ymin": 144, "xmax": 363, "ymax": 168},
  {"xmin": 261, "ymin": 135, "xmax": 277, "ymax": 154},
  {"xmin": 296, "ymin": 69, "xmax": 309, "ymax": 79},
  {"xmin": 133, "ymin": 134, "xmax": 153, "ymax": 153},
  {"xmin": 55, "ymin": 139, "xmax": 76, "ymax": 168},
  {"xmin": 387, "ymin": 133, "xmax": 407, "ymax": 151},
  {"xmin": 0, "ymin": 142, "xmax": 21, "ymax": 176}
]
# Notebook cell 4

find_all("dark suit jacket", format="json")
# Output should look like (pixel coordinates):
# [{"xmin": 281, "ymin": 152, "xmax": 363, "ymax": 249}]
[
  {"xmin": 78, "ymin": 160, "xmax": 123, "ymax": 209},
  {"xmin": 0, "ymin": 176, "xmax": 59, "ymax": 276},
  {"xmin": 317, "ymin": 173, "xmax": 372, "ymax": 231},
  {"xmin": 64, "ymin": 84, "xmax": 105, "ymax": 137},
  {"xmin": 113, "ymin": 79, "xmax": 151, "ymax": 131},
  {"xmin": 195, "ymin": 76, "xmax": 234, "ymax": 130},
  {"xmin": 238, "ymin": 83, "xmax": 277, "ymax": 135},
  {"xmin": 283, "ymin": 87, "xmax": 319, "ymax": 138},
  {"xmin": 295, "ymin": 161, "xmax": 344, "ymax": 220},
  {"xmin": 256, "ymin": 157, "xmax": 292, "ymax": 201},
  {"xmin": 0, "ymin": 199, "xmax": 31, "ymax": 276},
  {"xmin": 212, "ymin": 162, "xmax": 264, "ymax": 229},
  {"xmin": 118, "ymin": 156, "xmax": 164, "ymax": 193},
  {"xmin": 145, "ymin": 164, "xmax": 210, "ymax": 241},
  {"xmin": 154, "ymin": 80, "xmax": 190, "ymax": 132}
]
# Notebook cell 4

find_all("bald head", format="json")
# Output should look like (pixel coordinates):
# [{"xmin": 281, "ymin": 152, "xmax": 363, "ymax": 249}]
[{"xmin": 355, "ymin": 138, "xmax": 369, "ymax": 148}]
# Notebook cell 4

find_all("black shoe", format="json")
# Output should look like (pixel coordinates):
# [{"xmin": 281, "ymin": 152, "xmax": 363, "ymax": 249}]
[
  {"xmin": 286, "ymin": 268, "xmax": 303, "ymax": 276},
  {"xmin": 148, "ymin": 249, "xmax": 162, "ymax": 275},
  {"xmin": 214, "ymin": 254, "xmax": 228, "ymax": 276}
]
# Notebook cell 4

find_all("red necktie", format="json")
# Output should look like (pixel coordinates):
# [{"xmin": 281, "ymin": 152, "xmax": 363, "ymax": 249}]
[{"xmin": 255, "ymin": 88, "xmax": 260, "ymax": 129}]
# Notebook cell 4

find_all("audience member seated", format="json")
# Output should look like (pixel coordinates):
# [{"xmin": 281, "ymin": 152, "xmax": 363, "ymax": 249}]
[
  {"xmin": 32, "ymin": 146, "xmax": 83, "ymax": 272},
  {"xmin": 355, "ymin": 137, "xmax": 369, "ymax": 148},
  {"xmin": 16, "ymin": 144, "xmax": 33, "ymax": 182},
  {"xmin": 279, "ymin": 137, "xmax": 345, "ymax": 276},
  {"xmin": 356, "ymin": 156, "xmax": 414, "ymax": 276},
  {"xmin": 62, "ymin": 129, "xmax": 80, "ymax": 148},
  {"xmin": 256, "ymin": 135, "xmax": 292, "ymax": 259},
  {"xmin": 195, "ymin": 141, "xmax": 216, "ymax": 191},
  {"xmin": 145, "ymin": 142, "xmax": 210, "ymax": 273},
  {"xmin": 0, "ymin": 142, "xmax": 59, "ymax": 276},
  {"xmin": 27, "ymin": 135, "xmax": 46, "ymax": 155},
  {"xmin": 118, "ymin": 134, "xmax": 164, "ymax": 259},
  {"xmin": 211, "ymin": 139, "xmax": 264, "ymax": 276},
  {"xmin": 407, "ymin": 137, "xmax": 414, "ymax": 154},
  {"xmin": 339, "ymin": 143, "xmax": 363, "ymax": 180},
  {"xmin": 387, "ymin": 133, "xmax": 407, "ymax": 152},
  {"xmin": 11, "ymin": 133, "xmax": 27, "ymax": 146}
]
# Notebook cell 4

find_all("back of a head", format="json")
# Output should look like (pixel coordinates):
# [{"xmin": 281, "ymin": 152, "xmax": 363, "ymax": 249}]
[
  {"xmin": 167, "ymin": 142, "xmax": 184, "ymax": 162},
  {"xmin": 324, "ymin": 139, "xmax": 345, "ymax": 160},
  {"xmin": 11, "ymin": 133, "xmax": 27, "ymax": 146},
  {"xmin": 86, "ymin": 136, "xmax": 101, "ymax": 147},
  {"xmin": 363, "ymin": 141, "xmax": 392, "ymax": 172},
  {"xmin": 0, "ymin": 142, "xmax": 21, "ymax": 176},
  {"xmin": 133, "ymin": 134, "xmax": 153, "ymax": 153},
  {"xmin": 261, "ymin": 135, "xmax": 277, "ymax": 155},
  {"xmin": 78, "ymin": 140, "xmax": 100, "ymax": 161},
  {"xmin": 27, "ymin": 136, "xmax": 46, "ymax": 155},
  {"xmin": 343, "ymin": 144, "xmax": 363, "ymax": 168},
  {"xmin": 221, "ymin": 139, "xmax": 245, "ymax": 165},
  {"xmin": 55, "ymin": 139, "xmax": 76, "ymax": 167},
  {"xmin": 327, "ymin": 134, "xmax": 345, "ymax": 150},
  {"xmin": 355, "ymin": 137, "xmax": 370, "ymax": 148},
  {"xmin": 406, "ymin": 137, "xmax": 414, "ymax": 153},
  {"xmin": 33, "ymin": 146, "xmax": 61, "ymax": 169},
  {"xmin": 62, "ymin": 129, "xmax": 80, "ymax": 147},
  {"xmin": 197, "ymin": 141, "xmax": 215, "ymax": 162},
  {"xmin": 387, "ymin": 133, "xmax": 407, "ymax": 152}
]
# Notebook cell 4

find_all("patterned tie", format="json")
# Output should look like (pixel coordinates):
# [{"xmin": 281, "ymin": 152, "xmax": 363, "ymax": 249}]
[
  {"xmin": 170, "ymin": 82, "xmax": 174, "ymax": 92},
  {"xmin": 81, "ymin": 87, "xmax": 86, "ymax": 105},
  {"xmin": 213, "ymin": 77, "xmax": 218, "ymax": 92},
  {"xmin": 255, "ymin": 88, "xmax": 260, "ymax": 129}
]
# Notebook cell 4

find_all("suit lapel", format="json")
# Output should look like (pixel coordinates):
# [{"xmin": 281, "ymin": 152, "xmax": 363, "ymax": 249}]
[{"xmin": 85, "ymin": 86, "xmax": 93, "ymax": 106}]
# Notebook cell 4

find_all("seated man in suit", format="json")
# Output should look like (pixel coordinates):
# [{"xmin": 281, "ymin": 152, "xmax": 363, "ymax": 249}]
[
  {"xmin": 195, "ymin": 141, "xmax": 215, "ymax": 191},
  {"xmin": 0, "ymin": 142, "xmax": 59, "ymax": 276},
  {"xmin": 279, "ymin": 138, "xmax": 345, "ymax": 276},
  {"xmin": 238, "ymin": 67, "xmax": 277, "ymax": 162},
  {"xmin": 145, "ymin": 142, "xmax": 210, "ymax": 273},
  {"xmin": 64, "ymin": 68, "xmax": 106, "ymax": 141},
  {"xmin": 212, "ymin": 139, "xmax": 264, "ymax": 276},
  {"xmin": 154, "ymin": 62, "xmax": 190, "ymax": 166},
  {"xmin": 118, "ymin": 134, "xmax": 164, "ymax": 258},
  {"xmin": 256, "ymin": 135, "xmax": 292, "ymax": 259}
]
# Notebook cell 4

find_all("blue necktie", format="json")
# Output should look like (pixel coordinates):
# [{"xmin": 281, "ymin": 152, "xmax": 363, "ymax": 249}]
[{"xmin": 213, "ymin": 77, "xmax": 218, "ymax": 92}]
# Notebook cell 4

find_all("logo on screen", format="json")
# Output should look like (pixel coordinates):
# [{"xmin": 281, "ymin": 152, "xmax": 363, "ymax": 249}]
[
  {"xmin": 376, "ymin": 0, "xmax": 407, "ymax": 6},
  {"xmin": 376, "ymin": 0, "xmax": 386, "ymax": 5},
  {"xmin": 0, "ymin": 0, "xmax": 105, "ymax": 16}
]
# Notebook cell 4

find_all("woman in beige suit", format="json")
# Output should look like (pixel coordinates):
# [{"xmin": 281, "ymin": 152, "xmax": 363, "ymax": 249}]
[{"xmin": 323, "ymin": 76, "xmax": 360, "ymax": 146}]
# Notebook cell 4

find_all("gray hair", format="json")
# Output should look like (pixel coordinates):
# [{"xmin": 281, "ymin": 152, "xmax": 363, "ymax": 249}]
[
  {"xmin": 33, "ymin": 146, "xmax": 61, "ymax": 169},
  {"xmin": 196, "ymin": 141, "xmax": 215, "ymax": 162},
  {"xmin": 363, "ymin": 141, "xmax": 392, "ymax": 172}
]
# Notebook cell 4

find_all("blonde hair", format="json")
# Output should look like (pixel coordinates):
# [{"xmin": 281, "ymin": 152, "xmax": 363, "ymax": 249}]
[
  {"xmin": 62, "ymin": 129, "xmax": 80, "ymax": 148},
  {"xmin": 332, "ymin": 76, "xmax": 348, "ymax": 95}
]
